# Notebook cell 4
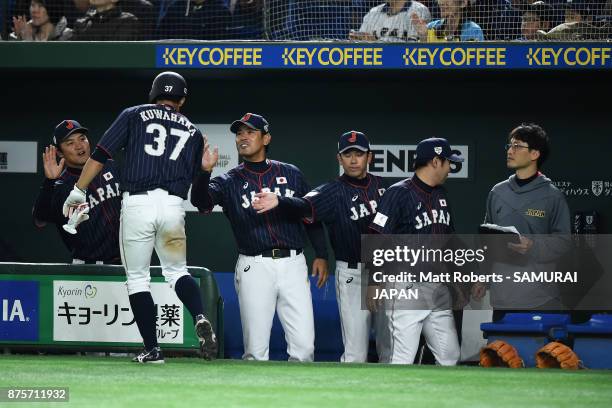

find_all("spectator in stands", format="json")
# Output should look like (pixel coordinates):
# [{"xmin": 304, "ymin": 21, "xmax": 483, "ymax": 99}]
[
  {"xmin": 518, "ymin": 0, "xmax": 553, "ymax": 40},
  {"xmin": 64, "ymin": 0, "xmax": 89, "ymax": 27},
  {"xmin": 413, "ymin": 0, "xmax": 484, "ymax": 41},
  {"xmin": 349, "ymin": 0, "xmax": 431, "ymax": 41},
  {"xmin": 122, "ymin": 0, "xmax": 155, "ymax": 39},
  {"xmin": 72, "ymin": 0, "xmax": 139, "ymax": 40},
  {"xmin": 540, "ymin": 0, "xmax": 611, "ymax": 39},
  {"xmin": 155, "ymin": 0, "xmax": 231, "ymax": 40},
  {"xmin": 471, "ymin": 0, "xmax": 517, "ymax": 40},
  {"xmin": 225, "ymin": 0, "xmax": 264, "ymax": 39},
  {"xmin": 11, "ymin": 0, "xmax": 72, "ymax": 40}
]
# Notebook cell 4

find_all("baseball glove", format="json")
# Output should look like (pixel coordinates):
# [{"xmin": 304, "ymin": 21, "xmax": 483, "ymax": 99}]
[
  {"xmin": 535, "ymin": 342, "xmax": 582, "ymax": 369},
  {"xmin": 480, "ymin": 340, "xmax": 524, "ymax": 368}
]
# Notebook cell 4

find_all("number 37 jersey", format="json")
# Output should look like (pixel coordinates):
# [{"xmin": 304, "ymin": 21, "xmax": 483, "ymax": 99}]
[{"xmin": 97, "ymin": 103, "xmax": 203, "ymax": 199}]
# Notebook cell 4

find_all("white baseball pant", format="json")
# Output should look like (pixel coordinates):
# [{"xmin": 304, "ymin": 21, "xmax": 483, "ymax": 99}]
[
  {"xmin": 234, "ymin": 251, "xmax": 315, "ymax": 362},
  {"xmin": 335, "ymin": 261, "xmax": 391, "ymax": 363},
  {"xmin": 120, "ymin": 189, "xmax": 191, "ymax": 295},
  {"xmin": 386, "ymin": 307, "xmax": 460, "ymax": 365}
]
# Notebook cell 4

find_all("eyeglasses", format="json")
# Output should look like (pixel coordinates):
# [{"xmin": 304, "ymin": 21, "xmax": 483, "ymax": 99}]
[{"xmin": 505, "ymin": 143, "xmax": 530, "ymax": 151}]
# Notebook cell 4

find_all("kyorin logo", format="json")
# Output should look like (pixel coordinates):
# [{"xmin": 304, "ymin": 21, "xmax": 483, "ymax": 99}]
[{"xmin": 84, "ymin": 284, "xmax": 97, "ymax": 299}]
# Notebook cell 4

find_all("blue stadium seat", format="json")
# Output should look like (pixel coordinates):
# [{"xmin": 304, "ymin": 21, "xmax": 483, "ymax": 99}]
[
  {"xmin": 269, "ymin": 1, "xmax": 358, "ymax": 40},
  {"xmin": 480, "ymin": 313, "xmax": 571, "ymax": 367},
  {"xmin": 567, "ymin": 314, "xmax": 612, "ymax": 369}
]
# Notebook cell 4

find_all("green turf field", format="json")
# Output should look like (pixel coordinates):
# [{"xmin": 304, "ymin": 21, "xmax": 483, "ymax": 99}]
[{"xmin": 1, "ymin": 355, "xmax": 611, "ymax": 407}]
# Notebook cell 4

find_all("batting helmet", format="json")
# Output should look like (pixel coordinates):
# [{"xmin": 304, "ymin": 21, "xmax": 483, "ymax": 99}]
[{"xmin": 149, "ymin": 71, "xmax": 188, "ymax": 103}]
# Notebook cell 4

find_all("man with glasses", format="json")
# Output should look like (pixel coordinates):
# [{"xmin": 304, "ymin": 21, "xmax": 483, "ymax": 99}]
[{"xmin": 473, "ymin": 123, "xmax": 571, "ymax": 321}]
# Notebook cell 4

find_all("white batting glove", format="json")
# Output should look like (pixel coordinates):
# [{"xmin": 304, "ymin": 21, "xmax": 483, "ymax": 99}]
[
  {"xmin": 62, "ymin": 185, "xmax": 87, "ymax": 217},
  {"xmin": 62, "ymin": 203, "xmax": 90, "ymax": 235}
]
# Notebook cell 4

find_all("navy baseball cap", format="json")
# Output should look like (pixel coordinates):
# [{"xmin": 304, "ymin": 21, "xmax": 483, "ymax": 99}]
[
  {"xmin": 230, "ymin": 113, "xmax": 270, "ymax": 134},
  {"xmin": 53, "ymin": 120, "xmax": 88, "ymax": 146},
  {"xmin": 415, "ymin": 137, "xmax": 464, "ymax": 163},
  {"xmin": 338, "ymin": 131, "xmax": 370, "ymax": 153}
]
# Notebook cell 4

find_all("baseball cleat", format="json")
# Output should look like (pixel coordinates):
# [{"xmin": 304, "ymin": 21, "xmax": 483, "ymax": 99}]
[
  {"xmin": 195, "ymin": 315, "xmax": 218, "ymax": 360},
  {"xmin": 132, "ymin": 347, "xmax": 165, "ymax": 364}
]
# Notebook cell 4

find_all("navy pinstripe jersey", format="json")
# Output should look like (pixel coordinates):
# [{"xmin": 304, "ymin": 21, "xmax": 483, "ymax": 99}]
[
  {"xmin": 303, "ymin": 174, "xmax": 386, "ymax": 263},
  {"xmin": 203, "ymin": 160, "xmax": 311, "ymax": 255},
  {"xmin": 96, "ymin": 103, "xmax": 203, "ymax": 199},
  {"xmin": 32, "ymin": 161, "xmax": 121, "ymax": 262},
  {"xmin": 369, "ymin": 176, "xmax": 455, "ymax": 234}
]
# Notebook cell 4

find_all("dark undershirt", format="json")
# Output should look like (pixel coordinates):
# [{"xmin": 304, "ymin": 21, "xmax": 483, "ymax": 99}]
[{"xmin": 515, "ymin": 172, "xmax": 538, "ymax": 187}]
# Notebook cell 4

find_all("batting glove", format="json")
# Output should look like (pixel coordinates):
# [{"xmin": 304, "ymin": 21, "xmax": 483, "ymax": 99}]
[
  {"xmin": 62, "ymin": 203, "xmax": 90, "ymax": 235},
  {"xmin": 62, "ymin": 185, "xmax": 87, "ymax": 217}
]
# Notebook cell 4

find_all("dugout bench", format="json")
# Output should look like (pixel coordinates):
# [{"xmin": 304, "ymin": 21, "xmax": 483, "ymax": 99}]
[{"xmin": 0, "ymin": 262, "xmax": 223, "ymax": 358}]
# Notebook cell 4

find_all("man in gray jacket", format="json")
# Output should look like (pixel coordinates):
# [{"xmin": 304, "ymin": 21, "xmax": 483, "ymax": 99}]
[{"xmin": 474, "ymin": 123, "xmax": 571, "ymax": 320}]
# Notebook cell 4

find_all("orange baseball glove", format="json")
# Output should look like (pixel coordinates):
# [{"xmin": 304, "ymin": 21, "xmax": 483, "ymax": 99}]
[
  {"xmin": 535, "ymin": 342, "xmax": 582, "ymax": 369},
  {"xmin": 480, "ymin": 340, "xmax": 524, "ymax": 368}
]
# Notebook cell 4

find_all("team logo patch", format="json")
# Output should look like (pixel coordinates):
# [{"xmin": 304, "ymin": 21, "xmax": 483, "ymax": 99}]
[
  {"xmin": 592, "ymin": 181, "xmax": 603, "ymax": 197},
  {"xmin": 373, "ymin": 212, "xmax": 388, "ymax": 227},
  {"xmin": 434, "ymin": 146, "xmax": 443, "ymax": 155},
  {"xmin": 439, "ymin": 199, "xmax": 447, "ymax": 207},
  {"xmin": 352, "ymin": 195, "xmax": 358, "ymax": 202},
  {"xmin": 348, "ymin": 131, "xmax": 357, "ymax": 142},
  {"xmin": 243, "ymin": 182, "xmax": 249, "ymax": 189},
  {"xmin": 276, "ymin": 177, "xmax": 287, "ymax": 184},
  {"xmin": 244, "ymin": 265, "xmax": 250, "ymax": 272},
  {"xmin": 66, "ymin": 121, "xmax": 74, "ymax": 130},
  {"xmin": 346, "ymin": 277, "xmax": 354, "ymax": 284},
  {"xmin": 102, "ymin": 172, "xmax": 113, "ymax": 181}
]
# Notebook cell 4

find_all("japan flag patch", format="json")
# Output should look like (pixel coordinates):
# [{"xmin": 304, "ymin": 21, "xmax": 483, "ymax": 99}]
[
  {"xmin": 439, "ymin": 199, "xmax": 447, "ymax": 207},
  {"xmin": 103, "ymin": 172, "xmax": 113, "ymax": 181},
  {"xmin": 373, "ymin": 212, "xmax": 388, "ymax": 227},
  {"xmin": 276, "ymin": 177, "xmax": 287, "ymax": 184}
]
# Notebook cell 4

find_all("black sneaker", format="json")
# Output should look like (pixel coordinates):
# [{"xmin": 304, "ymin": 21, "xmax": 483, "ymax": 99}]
[
  {"xmin": 195, "ymin": 315, "xmax": 218, "ymax": 360},
  {"xmin": 132, "ymin": 347, "xmax": 165, "ymax": 364}
]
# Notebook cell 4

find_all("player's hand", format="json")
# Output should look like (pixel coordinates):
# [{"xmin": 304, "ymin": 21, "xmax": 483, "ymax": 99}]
[
  {"xmin": 201, "ymin": 135, "xmax": 219, "ymax": 172},
  {"xmin": 311, "ymin": 258, "xmax": 329, "ymax": 288},
  {"xmin": 508, "ymin": 236, "xmax": 533, "ymax": 255},
  {"xmin": 42, "ymin": 145, "xmax": 65, "ymax": 179},
  {"xmin": 62, "ymin": 185, "xmax": 87, "ymax": 217},
  {"xmin": 62, "ymin": 203, "xmax": 90, "ymax": 235},
  {"xmin": 366, "ymin": 285, "xmax": 381, "ymax": 312},
  {"xmin": 252, "ymin": 192, "xmax": 279, "ymax": 214},
  {"xmin": 410, "ymin": 13, "xmax": 428, "ymax": 40},
  {"xmin": 471, "ymin": 282, "xmax": 487, "ymax": 301}
]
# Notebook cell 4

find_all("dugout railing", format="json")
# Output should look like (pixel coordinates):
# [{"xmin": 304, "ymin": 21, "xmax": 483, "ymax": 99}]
[{"xmin": 0, "ymin": 263, "xmax": 224, "ymax": 358}]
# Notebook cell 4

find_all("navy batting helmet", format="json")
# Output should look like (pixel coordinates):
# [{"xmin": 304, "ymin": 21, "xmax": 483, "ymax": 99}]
[{"xmin": 149, "ymin": 71, "xmax": 188, "ymax": 103}]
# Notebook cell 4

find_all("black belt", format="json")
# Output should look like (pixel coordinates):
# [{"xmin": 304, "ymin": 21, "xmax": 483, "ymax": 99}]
[
  {"xmin": 260, "ymin": 248, "xmax": 302, "ymax": 259},
  {"xmin": 131, "ymin": 190, "xmax": 183, "ymax": 198},
  {"xmin": 347, "ymin": 261, "xmax": 359, "ymax": 269}
]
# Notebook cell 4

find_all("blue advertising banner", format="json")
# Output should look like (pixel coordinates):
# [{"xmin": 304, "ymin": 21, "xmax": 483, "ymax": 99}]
[
  {"xmin": 156, "ymin": 43, "xmax": 612, "ymax": 70},
  {"xmin": 0, "ymin": 281, "xmax": 39, "ymax": 341}
]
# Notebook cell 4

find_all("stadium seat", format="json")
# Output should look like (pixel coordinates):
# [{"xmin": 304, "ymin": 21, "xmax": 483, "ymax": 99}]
[
  {"xmin": 567, "ymin": 314, "xmax": 612, "ymax": 369},
  {"xmin": 480, "ymin": 313, "xmax": 571, "ymax": 367}
]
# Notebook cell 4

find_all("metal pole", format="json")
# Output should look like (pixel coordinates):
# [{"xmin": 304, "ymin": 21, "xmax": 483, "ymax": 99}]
[
  {"xmin": 1, "ymin": 0, "xmax": 8, "ymax": 40},
  {"xmin": 262, "ymin": 0, "xmax": 270, "ymax": 40}
]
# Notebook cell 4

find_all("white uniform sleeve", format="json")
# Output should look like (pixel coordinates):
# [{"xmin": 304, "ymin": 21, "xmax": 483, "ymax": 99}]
[{"xmin": 359, "ymin": 11, "xmax": 374, "ymax": 33}]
